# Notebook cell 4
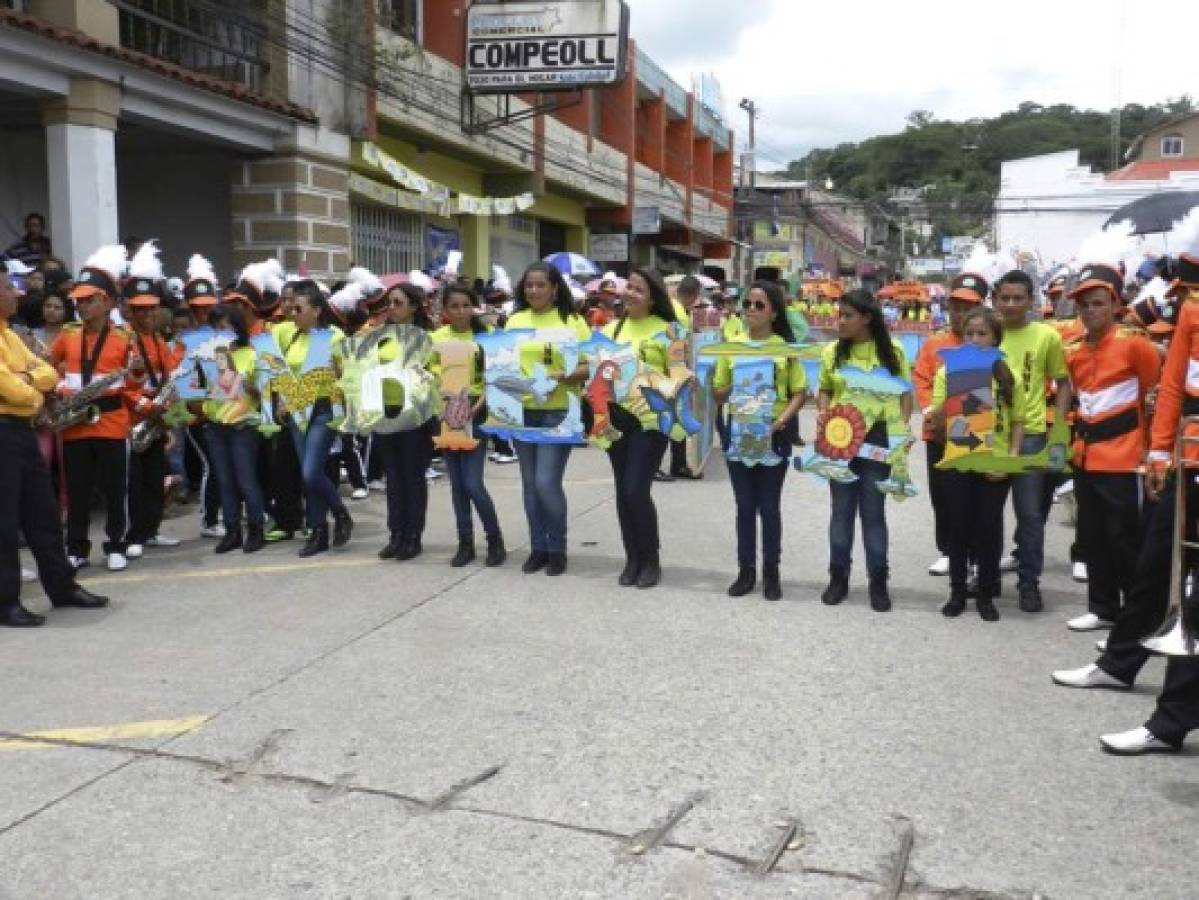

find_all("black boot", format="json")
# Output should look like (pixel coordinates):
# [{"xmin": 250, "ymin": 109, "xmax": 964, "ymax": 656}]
[
  {"xmin": 727, "ymin": 566, "xmax": 756, "ymax": 597},
  {"xmin": 821, "ymin": 568, "xmax": 849, "ymax": 605},
  {"xmin": 635, "ymin": 552, "xmax": 661, "ymax": 589},
  {"xmin": 618, "ymin": 552, "xmax": 641, "ymax": 587},
  {"xmin": 396, "ymin": 535, "xmax": 422, "ymax": 561},
  {"xmin": 942, "ymin": 588, "xmax": 968, "ymax": 617},
  {"xmin": 0, "ymin": 602, "xmax": 45, "ymax": 628},
  {"xmin": 243, "ymin": 524, "xmax": 265, "ymax": 554},
  {"xmin": 522, "ymin": 551, "xmax": 548, "ymax": 574},
  {"xmin": 451, "ymin": 537, "xmax": 476, "ymax": 568},
  {"xmin": 762, "ymin": 565, "xmax": 782, "ymax": 601},
  {"xmin": 215, "ymin": 526, "xmax": 243, "ymax": 554},
  {"xmin": 977, "ymin": 596, "xmax": 1000, "ymax": 622},
  {"xmin": 869, "ymin": 573, "xmax": 892, "ymax": 612},
  {"xmin": 298, "ymin": 525, "xmax": 329, "ymax": 558},
  {"xmin": 378, "ymin": 532, "xmax": 403, "ymax": 560},
  {"xmin": 545, "ymin": 552, "xmax": 567, "ymax": 576},
  {"xmin": 485, "ymin": 534, "xmax": 506, "ymax": 567},
  {"xmin": 331, "ymin": 510, "xmax": 354, "ymax": 548}
]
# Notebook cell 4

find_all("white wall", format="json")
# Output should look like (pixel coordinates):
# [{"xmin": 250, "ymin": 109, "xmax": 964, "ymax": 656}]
[
  {"xmin": 0, "ymin": 128, "xmax": 51, "ymax": 251},
  {"xmin": 117, "ymin": 147, "xmax": 234, "ymax": 281}
]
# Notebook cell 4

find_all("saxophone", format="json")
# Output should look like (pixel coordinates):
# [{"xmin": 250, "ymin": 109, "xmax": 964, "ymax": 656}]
[
  {"xmin": 130, "ymin": 380, "xmax": 179, "ymax": 453},
  {"xmin": 40, "ymin": 369, "xmax": 128, "ymax": 432}
]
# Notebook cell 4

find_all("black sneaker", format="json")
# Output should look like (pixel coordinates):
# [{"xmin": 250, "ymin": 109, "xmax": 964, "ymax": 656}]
[
  {"xmin": 727, "ymin": 567, "xmax": 756, "ymax": 597},
  {"xmin": 522, "ymin": 551, "xmax": 549, "ymax": 574},
  {"xmin": 545, "ymin": 552, "xmax": 567, "ymax": 576},
  {"xmin": 821, "ymin": 572, "xmax": 849, "ymax": 605},
  {"xmin": 941, "ymin": 593, "xmax": 967, "ymax": 617},
  {"xmin": 977, "ymin": 597, "xmax": 1000, "ymax": 621},
  {"xmin": 868, "ymin": 576, "xmax": 892, "ymax": 612},
  {"xmin": 1018, "ymin": 586, "xmax": 1043, "ymax": 613}
]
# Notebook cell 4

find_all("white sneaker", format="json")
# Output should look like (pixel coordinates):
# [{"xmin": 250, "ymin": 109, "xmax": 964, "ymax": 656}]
[
  {"xmin": 1052, "ymin": 664, "xmax": 1129, "ymax": 690},
  {"xmin": 488, "ymin": 451, "xmax": 500, "ymax": 462},
  {"xmin": 145, "ymin": 533, "xmax": 180, "ymax": 548},
  {"xmin": 1099, "ymin": 726, "xmax": 1177, "ymax": 755},
  {"xmin": 492, "ymin": 452, "xmax": 518, "ymax": 464},
  {"xmin": 1072, "ymin": 561, "xmax": 1088, "ymax": 582},
  {"xmin": 126, "ymin": 544, "xmax": 144, "ymax": 559},
  {"xmin": 927, "ymin": 555, "xmax": 950, "ymax": 576},
  {"xmin": 999, "ymin": 554, "xmax": 1018, "ymax": 573},
  {"xmin": 21, "ymin": 567, "xmax": 36, "ymax": 582},
  {"xmin": 200, "ymin": 524, "xmax": 226, "ymax": 539},
  {"xmin": 1096, "ymin": 638, "xmax": 1108, "ymax": 652},
  {"xmin": 68, "ymin": 555, "xmax": 89, "ymax": 570},
  {"xmin": 1067, "ymin": 612, "xmax": 1113, "ymax": 632},
  {"xmin": 350, "ymin": 487, "xmax": 369, "ymax": 500},
  {"xmin": 425, "ymin": 467, "xmax": 442, "ymax": 481},
  {"xmin": 367, "ymin": 479, "xmax": 386, "ymax": 492},
  {"xmin": 107, "ymin": 552, "xmax": 128, "ymax": 572},
  {"xmin": 1052, "ymin": 480, "xmax": 1074, "ymax": 502}
]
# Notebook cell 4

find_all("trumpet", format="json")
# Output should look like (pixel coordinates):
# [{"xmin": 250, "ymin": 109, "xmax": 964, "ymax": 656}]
[
  {"xmin": 1141, "ymin": 415, "xmax": 1199, "ymax": 657},
  {"xmin": 38, "ymin": 369, "xmax": 128, "ymax": 432}
]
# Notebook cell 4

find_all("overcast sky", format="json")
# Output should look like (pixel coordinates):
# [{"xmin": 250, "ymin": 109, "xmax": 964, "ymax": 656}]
[{"xmin": 626, "ymin": 0, "xmax": 1199, "ymax": 168}]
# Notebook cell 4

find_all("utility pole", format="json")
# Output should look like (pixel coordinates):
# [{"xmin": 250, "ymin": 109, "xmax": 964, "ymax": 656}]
[{"xmin": 739, "ymin": 97, "xmax": 758, "ymax": 284}]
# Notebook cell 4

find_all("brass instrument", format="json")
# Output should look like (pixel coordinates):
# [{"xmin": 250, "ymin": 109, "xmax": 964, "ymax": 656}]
[
  {"xmin": 39, "ymin": 369, "xmax": 128, "ymax": 432},
  {"xmin": 10, "ymin": 323, "xmax": 50, "ymax": 359},
  {"xmin": 1141, "ymin": 415, "xmax": 1199, "ymax": 656},
  {"xmin": 130, "ymin": 380, "xmax": 178, "ymax": 453}
]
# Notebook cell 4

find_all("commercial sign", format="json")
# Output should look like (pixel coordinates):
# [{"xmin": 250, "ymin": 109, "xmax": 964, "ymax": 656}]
[
  {"xmin": 589, "ymin": 232, "xmax": 629, "ymax": 262},
  {"xmin": 465, "ymin": 1, "xmax": 630, "ymax": 94},
  {"xmin": 631, "ymin": 206, "xmax": 661, "ymax": 235}
]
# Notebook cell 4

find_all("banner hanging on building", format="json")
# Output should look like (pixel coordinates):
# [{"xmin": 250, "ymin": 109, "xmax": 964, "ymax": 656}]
[{"xmin": 465, "ymin": 0, "xmax": 630, "ymax": 93}]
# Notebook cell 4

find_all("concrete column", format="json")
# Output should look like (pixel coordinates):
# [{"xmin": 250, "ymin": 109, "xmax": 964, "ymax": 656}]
[
  {"xmin": 458, "ymin": 214, "xmax": 491, "ymax": 282},
  {"xmin": 564, "ymin": 224, "xmax": 587, "ymax": 255},
  {"xmin": 43, "ymin": 77, "xmax": 121, "ymax": 269}
]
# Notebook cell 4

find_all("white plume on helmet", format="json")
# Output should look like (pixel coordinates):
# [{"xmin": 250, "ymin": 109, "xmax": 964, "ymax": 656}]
[
  {"xmin": 407, "ymin": 270, "xmax": 434, "ymax": 292},
  {"xmin": 491, "ymin": 265, "xmax": 512, "ymax": 295},
  {"xmin": 329, "ymin": 281, "xmax": 366, "ymax": 315},
  {"xmin": 80, "ymin": 244, "xmax": 129, "ymax": 283},
  {"xmin": 443, "ymin": 250, "xmax": 463, "ymax": 278},
  {"xmin": 186, "ymin": 253, "xmax": 217, "ymax": 285},
  {"xmin": 126, "ymin": 239, "xmax": 163, "ymax": 281},
  {"xmin": 1166, "ymin": 206, "xmax": 1199, "ymax": 257},
  {"xmin": 239, "ymin": 258, "xmax": 284, "ymax": 296},
  {"xmin": 347, "ymin": 266, "xmax": 384, "ymax": 296},
  {"xmin": 1074, "ymin": 220, "xmax": 1140, "ymax": 273}
]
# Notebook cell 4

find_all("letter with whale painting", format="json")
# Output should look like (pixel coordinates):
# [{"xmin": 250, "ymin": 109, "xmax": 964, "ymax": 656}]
[{"xmin": 474, "ymin": 329, "xmax": 584, "ymax": 444}]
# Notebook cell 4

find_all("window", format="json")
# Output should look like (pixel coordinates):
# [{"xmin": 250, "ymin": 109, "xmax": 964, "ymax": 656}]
[
  {"xmin": 1162, "ymin": 133, "xmax": 1185, "ymax": 158},
  {"xmin": 351, "ymin": 204, "xmax": 423, "ymax": 274},
  {"xmin": 379, "ymin": 0, "xmax": 421, "ymax": 43}
]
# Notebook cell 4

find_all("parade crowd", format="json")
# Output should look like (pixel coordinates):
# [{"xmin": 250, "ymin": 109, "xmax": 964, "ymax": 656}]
[{"xmin": 2, "ymin": 208, "xmax": 1199, "ymax": 756}]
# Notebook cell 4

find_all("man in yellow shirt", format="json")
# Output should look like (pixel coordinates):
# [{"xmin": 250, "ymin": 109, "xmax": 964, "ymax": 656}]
[{"xmin": 0, "ymin": 263, "xmax": 108, "ymax": 627}]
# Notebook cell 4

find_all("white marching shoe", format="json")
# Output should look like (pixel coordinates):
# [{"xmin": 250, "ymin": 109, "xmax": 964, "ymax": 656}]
[
  {"xmin": 106, "ymin": 552, "xmax": 128, "ymax": 572},
  {"xmin": 1099, "ymin": 726, "xmax": 1177, "ymax": 755},
  {"xmin": 1051, "ymin": 664, "xmax": 1129, "ymax": 690},
  {"xmin": 1096, "ymin": 638, "xmax": 1108, "ymax": 652},
  {"xmin": 125, "ymin": 544, "xmax": 144, "ymax": 559},
  {"xmin": 21, "ymin": 567, "xmax": 36, "ymax": 582},
  {"xmin": 999, "ymin": 554, "xmax": 1018, "ymax": 573},
  {"xmin": 200, "ymin": 524, "xmax": 225, "ymax": 539},
  {"xmin": 145, "ymin": 533, "xmax": 180, "ymax": 547},
  {"xmin": 927, "ymin": 555, "xmax": 950, "ymax": 576},
  {"xmin": 1067, "ymin": 613, "xmax": 1113, "ymax": 632},
  {"xmin": 1072, "ymin": 561, "xmax": 1088, "ymax": 582}
]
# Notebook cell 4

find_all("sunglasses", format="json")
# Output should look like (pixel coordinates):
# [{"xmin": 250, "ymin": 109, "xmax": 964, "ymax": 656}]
[{"xmin": 742, "ymin": 298, "xmax": 769, "ymax": 312}]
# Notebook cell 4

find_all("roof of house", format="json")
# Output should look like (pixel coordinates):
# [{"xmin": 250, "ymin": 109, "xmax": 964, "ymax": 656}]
[
  {"xmin": 1124, "ymin": 111, "xmax": 1199, "ymax": 161},
  {"xmin": 1106, "ymin": 159, "xmax": 1199, "ymax": 181},
  {"xmin": 0, "ymin": 8, "xmax": 317, "ymax": 124}
]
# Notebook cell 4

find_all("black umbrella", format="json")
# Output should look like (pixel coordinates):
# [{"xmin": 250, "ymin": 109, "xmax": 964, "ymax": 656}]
[{"xmin": 1105, "ymin": 191, "xmax": 1199, "ymax": 235}]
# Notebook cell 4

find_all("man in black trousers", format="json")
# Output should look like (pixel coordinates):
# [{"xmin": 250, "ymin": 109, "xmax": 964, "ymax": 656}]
[{"xmin": 0, "ymin": 263, "xmax": 108, "ymax": 627}]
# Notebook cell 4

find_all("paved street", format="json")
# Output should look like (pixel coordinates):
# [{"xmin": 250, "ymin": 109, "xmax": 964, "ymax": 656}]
[{"xmin": 2, "ymin": 416, "xmax": 1194, "ymax": 900}]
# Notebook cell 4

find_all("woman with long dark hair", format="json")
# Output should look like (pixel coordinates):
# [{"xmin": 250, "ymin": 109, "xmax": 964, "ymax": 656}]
[
  {"xmin": 203, "ymin": 303, "xmax": 267, "ymax": 554},
  {"xmin": 713, "ymin": 281, "xmax": 807, "ymax": 600},
  {"xmin": 506, "ymin": 262, "xmax": 591, "ymax": 576},
  {"xmin": 817, "ymin": 289, "xmax": 912, "ymax": 611},
  {"xmin": 431, "ymin": 284, "xmax": 505, "ymax": 567},
  {"xmin": 273, "ymin": 280, "xmax": 352, "ymax": 557},
  {"xmin": 599, "ymin": 267, "xmax": 679, "ymax": 588},
  {"xmin": 374, "ymin": 282, "xmax": 438, "ymax": 561}
]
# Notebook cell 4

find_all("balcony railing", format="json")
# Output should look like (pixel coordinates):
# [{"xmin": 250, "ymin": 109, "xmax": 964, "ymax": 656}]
[
  {"xmin": 114, "ymin": 0, "xmax": 267, "ymax": 93},
  {"xmin": 634, "ymin": 47, "xmax": 687, "ymax": 118}
]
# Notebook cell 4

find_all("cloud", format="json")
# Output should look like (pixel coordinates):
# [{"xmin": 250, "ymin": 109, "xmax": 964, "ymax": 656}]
[{"xmin": 625, "ymin": 0, "xmax": 1199, "ymax": 165}]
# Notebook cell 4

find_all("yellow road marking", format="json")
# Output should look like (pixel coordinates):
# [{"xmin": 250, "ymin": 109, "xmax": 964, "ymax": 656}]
[
  {"xmin": 0, "ymin": 715, "xmax": 209, "ymax": 752},
  {"xmin": 81, "ymin": 556, "xmax": 380, "ymax": 586}
]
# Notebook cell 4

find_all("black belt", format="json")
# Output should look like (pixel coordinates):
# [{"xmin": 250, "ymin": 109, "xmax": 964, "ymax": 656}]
[
  {"xmin": 1076, "ymin": 407, "xmax": 1139, "ymax": 444},
  {"xmin": 0, "ymin": 413, "xmax": 34, "ymax": 427},
  {"xmin": 1184, "ymin": 396, "xmax": 1199, "ymax": 416},
  {"xmin": 94, "ymin": 395, "xmax": 122, "ymax": 414}
]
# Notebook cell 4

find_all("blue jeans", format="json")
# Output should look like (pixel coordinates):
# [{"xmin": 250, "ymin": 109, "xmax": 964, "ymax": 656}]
[
  {"xmin": 290, "ymin": 409, "xmax": 347, "ymax": 529},
  {"xmin": 727, "ymin": 459, "xmax": 787, "ymax": 567},
  {"xmin": 204, "ymin": 422, "xmax": 265, "ymax": 529},
  {"xmin": 445, "ymin": 439, "xmax": 501, "ymax": 541},
  {"xmin": 828, "ymin": 458, "xmax": 890, "ymax": 578},
  {"xmin": 514, "ymin": 409, "xmax": 573, "ymax": 553},
  {"xmin": 1009, "ymin": 432, "xmax": 1049, "ymax": 590}
]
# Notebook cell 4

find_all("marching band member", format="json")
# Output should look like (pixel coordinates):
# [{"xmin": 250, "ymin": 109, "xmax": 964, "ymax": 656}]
[
  {"xmin": 601, "ymin": 268, "xmax": 680, "ymax": 589},
  {"xmin": 714, "ymin": 281, "xmax": 806, "ymax": 601},
  {"xmin": 993, "ymin": 270, "xmax": 1072, "ymax": 613},
  {"xmin": 51, "ymin": 244, "xmax": 141, "ymax": 572},
  {"xmin": 373, "ymin": 281, "xmax": 437, "ymax": 562},
  {"xmin": 913, "ymin": 271, "xmax": 983, "ymax": 577},
  {"xmin": 0, "ymin": 261, "xmax": 108, "ymax": 627},
  {"xmin": 203, "ymin": 303, "xmax": 267, "ymax": 554},
  {"xmin": 124, "ymin": 241, "xmax": 183, "ymax": 559},
  {"xmin": 818, "ymin": 289, "xmax": 912, "ymax": 612},
  {"xmin": 181, "ymin": 254, "xmax": 224, "ymax": 538},
  {"xmin": 431, "ymin": 284, "xmax": 505, "ymax": 568},
  {"xmin": 506, "ymin": 262, "xmax": 591, "ymax": 576},
  {"xmin": 273, "ymin": 279, "xmax": 352, "ymax": 558},
  {"xmin": 931, "ymin": 307, "xmax": 1025, "ymax": 621},
  {"xmin": 1060, "ymin": 265, "xmax": 1159, "ymax": 633}
]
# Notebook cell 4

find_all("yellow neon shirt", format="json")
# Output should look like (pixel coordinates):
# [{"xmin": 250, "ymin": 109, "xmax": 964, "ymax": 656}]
[{"xmin": 1000, "ymin": 322, "xmax": 1066, "ymax": 436}]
